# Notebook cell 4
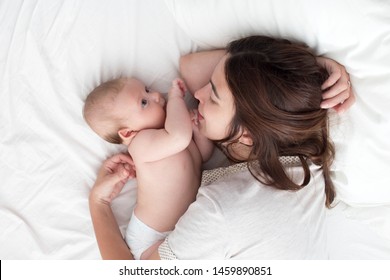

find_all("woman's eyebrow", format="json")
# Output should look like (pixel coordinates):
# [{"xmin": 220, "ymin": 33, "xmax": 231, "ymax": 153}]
[{"xmin": 210, "ymin": 80, "xmax": 220, "ymax": 99}]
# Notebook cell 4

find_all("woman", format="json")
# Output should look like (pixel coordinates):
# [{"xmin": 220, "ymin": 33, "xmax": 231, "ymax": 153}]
[{"xmin": 89, "ymin": 36, "xmax": 354, "ymax": 259}]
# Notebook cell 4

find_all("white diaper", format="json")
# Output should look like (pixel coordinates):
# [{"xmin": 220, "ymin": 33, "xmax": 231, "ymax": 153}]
[{"xmin": 125, "ymin": 211, "xmax": 171, "ymax": 260}]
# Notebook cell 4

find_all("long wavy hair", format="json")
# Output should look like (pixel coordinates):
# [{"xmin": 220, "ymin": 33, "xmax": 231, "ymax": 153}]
[{"xmin": 219, "ymin": 36, "xmax": 335, "ymax": 208}]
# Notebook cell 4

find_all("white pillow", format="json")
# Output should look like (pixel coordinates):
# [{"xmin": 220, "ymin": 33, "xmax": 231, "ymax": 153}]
[{"xmin": 165, "ymin": 0, "xmax": 390, "ymax": 206}]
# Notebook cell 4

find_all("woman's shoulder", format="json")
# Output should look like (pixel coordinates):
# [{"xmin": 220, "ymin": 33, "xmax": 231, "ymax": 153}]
[
  {"xmin": 200, "ymin": 156, "xmax": 317, "ymax": 190},
  {"xmin": 166, "ymin": 158, "xmax": 327, "ymax": 259},
  {"xmin": 201, "ymin": 162, "xmax": 249, "ymax": 186},
  {"xmin": 192, "ymin": 159, "xmax": 327, "ymax": 259},
  {"xmin": 198, "ymin": 162, "xmax": 265, "ymax": 208},
  {"xmin": 198, "ymin": 158, "xmax": 325, "ymax": 209}
]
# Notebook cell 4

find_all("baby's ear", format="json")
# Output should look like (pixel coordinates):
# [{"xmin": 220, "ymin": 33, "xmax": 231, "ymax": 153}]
[{"xmin": 118, "ymin": 128, "xmax": 137, "ymax": 144}]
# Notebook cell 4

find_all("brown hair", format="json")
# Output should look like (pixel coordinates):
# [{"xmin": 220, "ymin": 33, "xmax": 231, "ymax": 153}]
[
  {"xmin": 221, "ymin": 36, "xmax": 335, "ymax": 207},
  {"xmin": 83, "ymin": 78, "xmax": 127, "ymax": 144}
]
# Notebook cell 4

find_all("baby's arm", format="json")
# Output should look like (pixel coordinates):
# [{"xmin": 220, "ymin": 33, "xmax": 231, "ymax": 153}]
[
  {"xmin": 180, "ymin": 49, "xmax": 226, "ymax": 94},
  {"xmin": 165, "ymin": 78, "xmax": 193, "ymax": 148},
  {"xmin": 129, "ymin": 79, "xmax": 192, "ymax": 163}
]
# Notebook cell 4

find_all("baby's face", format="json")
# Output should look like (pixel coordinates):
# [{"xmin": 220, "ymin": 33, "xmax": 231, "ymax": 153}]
[{"xmin": 115, "ymin": 78, "xmax": 166, "ymax": 132}]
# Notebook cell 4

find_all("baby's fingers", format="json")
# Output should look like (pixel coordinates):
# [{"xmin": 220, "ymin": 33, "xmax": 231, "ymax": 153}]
[
  {"xmin": 190, "ymin": 108, "xmax": 198, "ymax": 122},
  {"xmin": 170, "ymin": 78, "xmax": 187, "ymax": 97}
]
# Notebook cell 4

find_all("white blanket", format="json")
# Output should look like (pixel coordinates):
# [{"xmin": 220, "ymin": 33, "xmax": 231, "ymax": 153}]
[{"xmin": 1, "ymin": 0, "xmax": 389, "ymax": 259}]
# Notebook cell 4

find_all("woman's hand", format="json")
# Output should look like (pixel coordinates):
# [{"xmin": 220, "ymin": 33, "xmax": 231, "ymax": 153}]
[
  {"xmin": 316, "ymin": 56, "xmax": 356, "ymax": 114},
  {"xmin": 89, "ymin": 153, "xmax": 136, "ymax": 205}
]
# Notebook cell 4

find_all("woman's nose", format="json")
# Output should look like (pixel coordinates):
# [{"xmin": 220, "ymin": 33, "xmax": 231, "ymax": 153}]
[{"xmin": 194, "ymin": 84, "xmax": 208, "ymax": 103}]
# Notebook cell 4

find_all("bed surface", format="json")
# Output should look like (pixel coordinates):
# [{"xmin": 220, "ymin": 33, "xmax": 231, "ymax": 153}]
[{"xmin": 1, "ymin": 0, "xmax": 389, "ymax": 259}]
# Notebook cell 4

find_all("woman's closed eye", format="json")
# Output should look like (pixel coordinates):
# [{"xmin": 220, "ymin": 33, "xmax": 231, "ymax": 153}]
[
  {"xmin": 209, "ymin": 81, "xmax": 219, "ymax": 104},
  {"xmin": 209, "ymin": 90, "xmax": 218, "ymax": 104}
]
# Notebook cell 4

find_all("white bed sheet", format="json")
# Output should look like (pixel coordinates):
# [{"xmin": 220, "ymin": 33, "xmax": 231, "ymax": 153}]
[
  {"xmin": 0, "ymin": 0, "xmax": 197, "ymax": 259},
  {"xmin": 1, "ymin": 0, "xmax": 389, "ymax": 259}
]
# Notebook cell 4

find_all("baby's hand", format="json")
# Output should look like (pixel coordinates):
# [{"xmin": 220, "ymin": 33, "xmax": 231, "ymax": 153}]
[
  {"xmin": 168, "ymin": 78, "xmax": 187, "ymax": 99},
  {"xmin": 190, "ymin": 109, "xmax": 202, "ymax": 136},
  {"xmin": 190, "ymin": 109, "xmax": 199, "ymax": 126}
]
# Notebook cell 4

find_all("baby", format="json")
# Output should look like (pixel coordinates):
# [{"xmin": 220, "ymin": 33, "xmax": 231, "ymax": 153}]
[{"xmin": 83, "ymin": 77, "xmax": 213, "ymax": 259}]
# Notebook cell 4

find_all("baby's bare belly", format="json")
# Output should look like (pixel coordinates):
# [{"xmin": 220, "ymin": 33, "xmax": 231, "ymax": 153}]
[{"xmin": 134, "ymin": 147, "xmax": 201, "ymax": 232}]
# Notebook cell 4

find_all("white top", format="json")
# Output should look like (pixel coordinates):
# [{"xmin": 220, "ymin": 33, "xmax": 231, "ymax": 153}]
[{"xmin": 159, "ymin": 159, "xmax": 328, "ymax": 259}]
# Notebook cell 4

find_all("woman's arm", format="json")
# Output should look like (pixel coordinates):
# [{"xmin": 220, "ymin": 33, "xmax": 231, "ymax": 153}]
[
  {"xmin": 180, "ymin": 49, "xmax": 354, "ymax": 113},
  {"xmin": 89, "ymin": 154, "xmax": 135, "ymax": 259},
  {"xmin": 180, "ymin": 49, "xmax": 226, "ymax": 94},
  {"xmin": 89, "ymin": 199, "xmax": 134, "ymax": 259}
]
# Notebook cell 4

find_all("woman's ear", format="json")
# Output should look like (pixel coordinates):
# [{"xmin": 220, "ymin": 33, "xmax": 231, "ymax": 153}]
[
  {"xmin": 238, "ymin": 129, "xmax": 253, "ymax": 146},
  {"xmin": 118, "ymin": 128, "xmax": 137, "ymax": 145}
]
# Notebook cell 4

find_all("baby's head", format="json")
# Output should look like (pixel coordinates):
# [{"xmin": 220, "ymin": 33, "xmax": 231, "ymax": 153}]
[{"xmin": 83, "ymin": 77, "xmax": 166, "ymax": 145}]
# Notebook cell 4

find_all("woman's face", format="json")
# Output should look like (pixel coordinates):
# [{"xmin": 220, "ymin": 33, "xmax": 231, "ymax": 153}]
[{"xmin": 194, "ymin": 55, "xmax": 236, "ymax": 141}]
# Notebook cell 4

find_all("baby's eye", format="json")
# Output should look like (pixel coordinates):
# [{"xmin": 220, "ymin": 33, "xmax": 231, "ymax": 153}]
[
  {"xmin": 145, "ymin": 86, "xmax": 150, "ymax": 93},
  {"xmin": 141, "ymin": 99, "xmax": 148, "ymax": 108}
]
